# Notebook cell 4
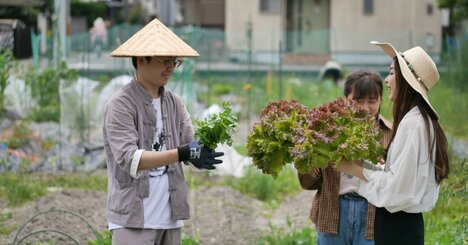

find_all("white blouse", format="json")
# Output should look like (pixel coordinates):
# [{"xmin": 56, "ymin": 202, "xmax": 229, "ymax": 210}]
[{"xmin": 358, "ymin": 107, "xmax": 439, "ymax": 213}]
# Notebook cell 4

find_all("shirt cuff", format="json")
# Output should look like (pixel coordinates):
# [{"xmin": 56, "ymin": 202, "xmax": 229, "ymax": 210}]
[
  {"xmin": 358, "ymin": 169, "xmax": 373, "ymax": 197},
  {"xmin": 362, "ymin": 168, "xmax": 374, "ymax": 182},
  {"xmin": 362, "ymin": 160, "xmax": 384, "ymax": 171},
  {"xmin": 130, "ymin": 149, "xmax": 144, "ymax": 179},
  {"xmin": 374, "ymin": 163, "xmax": 385, "ymax": 171}
]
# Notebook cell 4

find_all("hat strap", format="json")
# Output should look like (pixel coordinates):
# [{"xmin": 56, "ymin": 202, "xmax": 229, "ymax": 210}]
[{"xmin": 399, "ymin": 52, "xmax": 429, "ymax": 91}]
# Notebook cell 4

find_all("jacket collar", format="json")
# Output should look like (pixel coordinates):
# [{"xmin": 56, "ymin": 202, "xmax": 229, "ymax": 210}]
[
  {"xmin": 378, "ymin": 114, "xmax": 393, "ymax": 130},
  {"xmin": 131, "ymin": 79, "xmax": 166, "ymax": 101}
]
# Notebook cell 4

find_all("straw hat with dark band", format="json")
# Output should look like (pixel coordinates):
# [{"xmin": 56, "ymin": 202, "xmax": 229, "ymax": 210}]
[
  {"xmin": 371, "ymin": 41, "xmax": 439, "ymax": 118},
  {"xmin": 111, "ymin": 18, "xmax": 199, "ymax": 58}
]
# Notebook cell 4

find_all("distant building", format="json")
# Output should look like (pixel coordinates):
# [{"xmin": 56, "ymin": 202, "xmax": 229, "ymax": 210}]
[
  {"xmin": 183, "ymin": 0, "xmax": 225, "ymax": 28},
  {"xmin": 225, "ymin": 0, "xmax": 442, "ymax": 65},
  {"xmin": 125, "ymin": 0, "xmax": 224, "ymax": 28}
]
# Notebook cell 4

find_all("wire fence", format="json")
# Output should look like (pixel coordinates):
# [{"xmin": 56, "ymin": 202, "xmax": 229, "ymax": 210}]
[
  {"xmin": 31, "ymin": 23, "xmax": 458, "ymax": 67},
  {"xmin": 1, "ymin": 24, "xmax": 466, "ymax": 173}
]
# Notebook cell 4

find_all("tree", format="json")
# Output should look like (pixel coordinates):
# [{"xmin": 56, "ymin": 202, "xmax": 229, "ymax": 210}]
[{"xmin": 437, "ymin": 0, "xmax": 468, "ymax": 36}]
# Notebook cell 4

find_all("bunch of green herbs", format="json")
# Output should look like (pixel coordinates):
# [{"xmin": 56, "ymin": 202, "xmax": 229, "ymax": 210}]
[{"xmin": 194, "ymin": 102, "xmax": 238, "ymax": 149}]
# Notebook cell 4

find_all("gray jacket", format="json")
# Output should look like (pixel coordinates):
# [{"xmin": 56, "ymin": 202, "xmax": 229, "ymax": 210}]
[{"xmin": 103, "ymin": 80, "xmax": 193, "ymax": 227}]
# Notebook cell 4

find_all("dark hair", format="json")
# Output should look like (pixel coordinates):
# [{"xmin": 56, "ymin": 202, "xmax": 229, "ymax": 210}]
[
  {"xmin": 343, "ymin": 69, "xmax": 383, "ymax": 101},
  {"xmin": 390, "ymin": 58, "xmax": 449, "ymax": 184},
  {"xmin": 131, "ymin": 56, "xmax": 153, "ymax": 69}
]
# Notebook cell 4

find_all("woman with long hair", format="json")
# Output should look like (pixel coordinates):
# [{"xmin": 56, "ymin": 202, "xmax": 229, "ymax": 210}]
[{"xmin": 338, "ymin": 41, "xmax": 449, "ymax": 245}]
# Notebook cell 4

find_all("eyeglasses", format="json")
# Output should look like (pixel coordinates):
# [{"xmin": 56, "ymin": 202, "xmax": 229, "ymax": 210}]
[{"xmin": 155, "ymin": 58, "xmax": 183, "ymax": 68}]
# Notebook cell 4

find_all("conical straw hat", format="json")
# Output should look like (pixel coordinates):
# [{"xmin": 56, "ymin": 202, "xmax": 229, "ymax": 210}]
[{"xmin": 111, "ymin": 18, "xmax": 199, "ymax": 58}]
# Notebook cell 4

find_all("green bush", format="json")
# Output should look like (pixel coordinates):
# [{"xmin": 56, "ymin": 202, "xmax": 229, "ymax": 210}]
[
  {"xmin": 212, "ymin": 83, "xmax": 233, "ymax": 96},
  {"xmin": 24, "ymin": 62, "xmax": 77, "ymax": 122},
  {"xmin": 0, "ymin": 49, "xmax": 14, "ymax": 110},
  {"xmin": 70, "ymin": 0, "xmax": 107, "ymax": 29},
  {"xmin": 126, "ymin": 3, "xmax": 145, "ymax": 24},
  {"xmin": 27, "ymin": 105, "xmax": 61, "ymax": 123},
  {"xmin": 441, "ymin": 37, "xmax": 468, "ymax": 92}
]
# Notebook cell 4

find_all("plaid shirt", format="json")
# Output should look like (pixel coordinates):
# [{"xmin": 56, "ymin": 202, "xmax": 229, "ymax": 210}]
[{"xmin": 298, "ymin": 115, "xmax": 392, "ymax": 240}]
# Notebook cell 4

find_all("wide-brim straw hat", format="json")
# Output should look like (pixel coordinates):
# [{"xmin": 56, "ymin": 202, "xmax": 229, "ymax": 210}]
[
  {"xmin": 370, "ymin": 41, "xmax": 439, "ymax": 118},
  {"xmin": 111, "ymin": 18, "xmax": 199, "ymax": 58}
]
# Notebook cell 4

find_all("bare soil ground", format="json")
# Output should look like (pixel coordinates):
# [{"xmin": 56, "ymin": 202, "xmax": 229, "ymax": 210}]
[
  {"xmin": 0, "ymin": 179, "xmax": 315, "ymax": 245},
  {"xmin": 0, "ymin": 114, "xmax": 320, "ymax": 245}
]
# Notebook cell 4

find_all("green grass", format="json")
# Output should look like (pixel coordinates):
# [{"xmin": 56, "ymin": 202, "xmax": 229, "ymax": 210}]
[
  {"xmin": 223, "ymin": 164, "xmax": 302, "ymax": 206},
  {"xmin": 256, "ymin": 219, "xmax": 316, "ymax": 245},
  {"xmin": 0, "ymin": 212, "xmax": 16, "ymax": 235},
  {"xmin": 0, "ymin": 160, "xmax": 465, "ymax": 244},
  {"xmin": 87, "ymin": 230, "xmax": 111, "ymax": 245},
  {"xmin": 0, "ymin": 171, "xmax": 107, "ymax": 207},
  {"xmin": 181, "ymin": 233, "xmax": 200, "ymax": 245},
  {"xmin": 85, "ymin": 230, "xmax": 200, "ymax": 245},
  {"xmin": 202, "ymin": 73, "xmax": 466, "ymax": 244},
  {"xmin": 201, "ymin": 69, "xmax": 467, "ymax": 140},
  {"xmin": 429, "ymin": 79, "xmax": 468, "ymax": 139},
  {"xmin": 424, "ymin": 158, "xmax": 468, "ymax": 244}
]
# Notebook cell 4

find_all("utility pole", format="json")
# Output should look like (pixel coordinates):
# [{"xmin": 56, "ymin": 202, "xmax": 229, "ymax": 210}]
[
  {"xmin": 278, "ymin": 41, "xmax": 283, "ymax": 99},
  {"xmin": 247, "ymin": 17, "xmax": 253, "ymax": 84},
  {"xmin": 53, "ymin": 0, "xmax": 69, "ymax": 64},
  {"xmin": 246, "ymin": 17, "xmax": 253, "ymax": 128}
]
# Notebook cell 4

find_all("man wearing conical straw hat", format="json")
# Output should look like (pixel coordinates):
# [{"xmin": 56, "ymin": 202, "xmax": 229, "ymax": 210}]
[{"xmin": 103, "ymin": 18, "xmax": 224, "ymax": 244}]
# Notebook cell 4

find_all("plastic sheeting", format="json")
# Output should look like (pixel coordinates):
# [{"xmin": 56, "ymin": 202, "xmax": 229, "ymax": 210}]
[{"xmin": 4, "ymin": 76, "xmax": 33, "ymax": 117}]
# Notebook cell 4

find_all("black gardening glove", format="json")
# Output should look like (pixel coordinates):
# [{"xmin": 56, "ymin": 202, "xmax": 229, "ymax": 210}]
[{"xmin": 177, "ymin": 140, "xmax": 224, "ymax": 170}]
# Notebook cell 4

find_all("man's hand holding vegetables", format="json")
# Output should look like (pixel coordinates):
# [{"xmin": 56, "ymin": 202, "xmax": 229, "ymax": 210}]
[
  {"xmin": 178, "ymin": 140, "xmax": 224, "ymax": 170},
  {"xmin": 187, "ymin": 101, "xmax": 237, "ymax": 170}
]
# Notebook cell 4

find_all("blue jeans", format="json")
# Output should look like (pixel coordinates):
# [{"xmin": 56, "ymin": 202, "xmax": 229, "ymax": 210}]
[{"xmin": 317, "ymin": 194, "xmax": 374, "ymax": 245}]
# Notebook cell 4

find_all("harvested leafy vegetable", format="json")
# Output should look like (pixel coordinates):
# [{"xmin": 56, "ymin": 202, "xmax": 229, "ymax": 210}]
[
  {"xmin": 246, "ymin": 100, "xmax": 308, "ymax": 178},
  {"xmin": 194, "ymin": 102, "xmax": 238, "ymax": 149},
  {"xmin": 290, "ymin": 97, "xmax": 384, "ymax": 174},
  {"xmin": 247, "ymin": 98, "xmax": 384, "ymax": 177}
]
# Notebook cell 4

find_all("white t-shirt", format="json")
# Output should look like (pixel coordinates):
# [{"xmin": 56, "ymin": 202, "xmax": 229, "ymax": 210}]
[
  {"xmin": 339, "ymin": 173, "xmax": 360, "ymax": 195},
  {"xmin": 109, "ymin": 98, "xmax": 183, "ymax": 229}
]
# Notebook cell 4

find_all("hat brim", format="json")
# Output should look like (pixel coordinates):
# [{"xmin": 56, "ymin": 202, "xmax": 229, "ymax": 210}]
[
  {"xmin": 370, "ymin": 41, "xmax": 438, "ymax": 118},
  {"xmin": 110, "ymin": 18, "xmax": 200, "ymax": 58}
]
